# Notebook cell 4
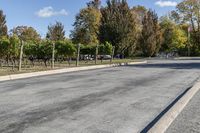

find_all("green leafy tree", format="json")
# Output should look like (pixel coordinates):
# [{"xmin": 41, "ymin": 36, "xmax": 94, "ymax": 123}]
[
  {"xmin": 55, "ymin": 40, "xmax": 76, "ymax": 59},
  {"xmin": 0, "ymin": 10, "xmax": 8, "ymax": 37},
  {"xmin": 99, "ymin": 42, "xmax": 112, "ymax": 55},
  {"xmin": 80, "ymin": 45, "xmax": 96, "ymax": 55},
  {"xmin": 0, "ymin": 36, "xmax": 9, "ymax": 60},
  {"xmin": 37, "ymin": 41, "xmax": 52, "ymax": 67},
  {"xmin": 99, "ymin": 0, "xmax": 137, "ymax": 56},
  {"xmin": 71, "ymin": 1, "xmax": 101, "ymax": 45},
  {"xmin": 171, "ymin": 0, "xmax": 200, "ymax": 55},
  {"xmin": 139, "ymin": 10, "xmax": 162, "ymax": 57},
  {"xmin": 46, "ymin": 21, "xmax": 65, "ymax": 68},
  {"xmin": 160, "ymin": 16, "xmax": 187, "ymax": 53},
  {"xmin": 12, "ymin": 26, "xmax": 41, "ymax": 70},
  {"xmin": 8, "ymin": 34, "xmax": 20, "ymax": 67},
  {"xmin": 46, "ymin": 21, "xmax": 65, "ymax": 41}
]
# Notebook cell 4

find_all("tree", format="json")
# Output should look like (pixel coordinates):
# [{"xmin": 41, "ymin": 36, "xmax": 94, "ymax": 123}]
[
  {"xmin": 0, "ymin": 36, "xmax": 9, "ymax": 61},
  {"xmin": 160, "ymin": 16, "xmax": 187, "ymax": 53},
  {"xmin": 71, "ymin": 1, "xmax": 101, "ymax": 45},
  {"xmin": 0, "ymin": 10, "xmax": 8, "ymax": 37},
  {"xmin": 99, "ymin": 41, "xmax": 112, "ymax": 55},
  {"xmin": 131, "ymin": 6, "xmax": 147, "ymax": 28},
  {"xmin": 46, "ymin": 21, "xmax": 65, "ymax": 68},
  {"xmin": 160, "ymin": 16, "xmax": 175, "ymax": 52},
  {"xmin": 139, "ymin": 10, "xmax": 162, "ymax": 57},
  {"xmin": 171, "ymin": 0, "xmax": 200, "ymax": 55},
  {"xmin": 55, "ymin": 40, "xmax": 76, "ymax": 65},
  {"xmin": 87, "ymin": 0, "xmax": 101, "ymax": 9},
  {"xmin": 99, "ymin": 0, "xmax": 137, "ymax": 56},
  {"xmin": 37, "ymin": 40, "xmax": 52, "ymax": 67},
  {"xmin": 12, "ymin": 26, "xmax": 41, "ymax": 71},
  {"xmin": 8, "ymin": 34, "xmax": 20, "ymax": 68},
  {"xmin": 46, "ymin": 21, "xmax": 65, "ymax": 41}
]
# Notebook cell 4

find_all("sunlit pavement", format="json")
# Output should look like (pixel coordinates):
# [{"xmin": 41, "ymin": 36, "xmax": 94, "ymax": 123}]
[{"xmin": 0, "ymin": 59, "xmax": 200, "ymax": 133}]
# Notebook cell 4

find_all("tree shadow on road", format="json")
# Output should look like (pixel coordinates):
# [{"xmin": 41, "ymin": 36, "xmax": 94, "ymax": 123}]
[{"xmin": 127, "ymin": 62, "xmax": 200, "ymax": 70}]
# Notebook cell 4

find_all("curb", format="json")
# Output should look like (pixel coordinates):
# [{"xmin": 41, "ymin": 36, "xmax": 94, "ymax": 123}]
[
  {"xmin": 0, "ymin": 61, "xmax": 147, "ymax": 82},
  {"xmin": 146, "ymin": 80, "xmax": 200, "ymax": 133}
]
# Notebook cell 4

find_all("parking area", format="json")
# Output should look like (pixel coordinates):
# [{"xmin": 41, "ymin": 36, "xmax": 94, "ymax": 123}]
[{"xmin": 0, "ymin": 59, "xmax": 200, "ymax": 133}]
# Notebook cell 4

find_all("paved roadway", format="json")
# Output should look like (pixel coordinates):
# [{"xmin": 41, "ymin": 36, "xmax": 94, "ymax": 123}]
[{"xmin": 0, "ymin": 59, "xmax": 200, "ymax": 133}]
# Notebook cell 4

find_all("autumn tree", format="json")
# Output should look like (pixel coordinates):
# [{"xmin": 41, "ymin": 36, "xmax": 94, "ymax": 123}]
[
  {"xmin": 71, "ymin": 0, "xmax": 101, "ymax": 45},
  {"xmin": 171, "ymin": 0, "xmax": 200, "ymax": 55},
  {"xmin": 160, "ymin": 16, "xmax": 187, "ymax": 54},
  {"xmin": 12, "ymin": 26, "xmax": 41, "ymax": 71},
  {"xmin": 0, "ymin": 10, "xmax": 7, "ymax": 37},
  {"xmin": 139, "ymin": 10, "xmax": 162, "ymax": 57}
]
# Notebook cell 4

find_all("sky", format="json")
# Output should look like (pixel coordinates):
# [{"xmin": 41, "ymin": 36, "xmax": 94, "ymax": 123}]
[{"xmin": 0, "ymin": 0, "xmax": 182, "ymax": 38}]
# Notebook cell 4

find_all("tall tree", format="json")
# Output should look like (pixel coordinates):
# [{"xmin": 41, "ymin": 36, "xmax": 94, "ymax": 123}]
[
  {"xmin": 160, "ymin": 16, "xmax": 187, "ymax": 53},
  {"xmin": 12, "ymin": 26, "xmax": 41, "ymax": 71},
  {"xmin": 99, "ymin": 0, "xmax": 137, "ymax": 56},
  {"xmin": 131, "ymin": 6, "xmax": 147, "ymax": 28},
  {"xmin": 0, "ymin": 10, "xmax": 8, "ymax": 37},
  {"xmin": 46, "ymin": 21, "xmax": 65, "ymax": 68},
  {"xmin": 171, "ymin": 0, "xmax": 200, "ymax": 55},
  {"xmin": 139, "ymin": 10, "xmax": 162, "ymax": 57},
  {"xmin": 46, "ymin": 21, "xmax": 65, "ymax": 41},
  {"xmin": 71, "ymin": 1, "xmax": 101, "ymax": 45}
]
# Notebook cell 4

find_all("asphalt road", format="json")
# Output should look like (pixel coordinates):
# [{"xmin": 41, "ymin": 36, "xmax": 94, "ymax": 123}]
[
  {"xmin": 0, "ymin": 59, "xmax": 200, "ymax": 133},
  {"xmin": 166, "ymin": 85, "xmax": 200, "ymax": 133}
]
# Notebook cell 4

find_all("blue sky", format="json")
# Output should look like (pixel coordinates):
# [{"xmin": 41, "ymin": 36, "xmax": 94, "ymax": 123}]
[{"xmin": 0, "ymin": 0, "xmax": 182, "ymax": 38}]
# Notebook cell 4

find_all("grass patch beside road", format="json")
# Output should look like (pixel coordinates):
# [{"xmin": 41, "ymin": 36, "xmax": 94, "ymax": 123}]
[{"xmin": 0, "ymin": 59, "xmax": 141, "ymax": 76}]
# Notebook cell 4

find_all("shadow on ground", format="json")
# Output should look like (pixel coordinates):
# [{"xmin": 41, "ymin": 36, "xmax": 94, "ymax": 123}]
[{"xmin": 128, "ymin": 62, "xmax": 200, "ymax": 70}]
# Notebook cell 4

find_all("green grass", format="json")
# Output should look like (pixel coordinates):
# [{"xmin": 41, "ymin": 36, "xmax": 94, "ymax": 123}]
[{"xmin": 0, "ymin": 59, "xmax": 142, "ymax": 76}]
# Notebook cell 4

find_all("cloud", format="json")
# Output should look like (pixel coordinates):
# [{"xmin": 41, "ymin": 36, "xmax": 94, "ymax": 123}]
[
  {"xmin": 155, "ymin": 0, "xmax": 177, "ymax": 7},
  {"xmin": 36, "ymin": 6, "xmax": 68, "ymax": 18}
]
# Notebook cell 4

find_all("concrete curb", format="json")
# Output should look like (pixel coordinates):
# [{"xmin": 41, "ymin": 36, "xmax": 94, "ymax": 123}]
[
  {"xmin": 148, "ymin": 80, "xmax": 200, "ymax": 133},
  {"xmin": 0, "ymin": 61, "xmax": 147, "ymax": 82}
]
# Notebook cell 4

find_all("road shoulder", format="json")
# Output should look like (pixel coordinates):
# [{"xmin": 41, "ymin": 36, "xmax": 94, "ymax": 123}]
[{"xmin": 0, "ymin": 61, "xmax": 147, "ymax": 82}]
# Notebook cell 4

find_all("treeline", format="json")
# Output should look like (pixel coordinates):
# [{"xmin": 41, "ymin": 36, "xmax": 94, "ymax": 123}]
[{"xmin": 0, "ymin": 0, "xmax": 200, "ymax": 70}]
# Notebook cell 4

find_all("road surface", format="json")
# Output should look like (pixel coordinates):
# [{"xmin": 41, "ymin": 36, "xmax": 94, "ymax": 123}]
[{"xmin": 0, "ymin": 59, "xmax": 200, "ymax": 133}]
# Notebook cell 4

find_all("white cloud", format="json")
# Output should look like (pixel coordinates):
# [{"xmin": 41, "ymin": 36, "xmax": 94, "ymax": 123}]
[
  {"xmin": 36, "ymin": 6, "xmax": 68, "ymax": 18},
  {"xmin": 155, "ymin": 0, "xmax": 177, "ymax": 7}
]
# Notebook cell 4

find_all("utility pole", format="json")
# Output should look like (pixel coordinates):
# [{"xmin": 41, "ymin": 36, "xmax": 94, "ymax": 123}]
[
  {"xmin": 76, "ymin": 43, "xmax": 80, "ymax": 67},
  {"xmin": 51, "ymin": 42, "xmax": 55, "ymax": 69},
  {"xmin": 95, "ymin": 44, "xmax": 99, "ymax": 65}
]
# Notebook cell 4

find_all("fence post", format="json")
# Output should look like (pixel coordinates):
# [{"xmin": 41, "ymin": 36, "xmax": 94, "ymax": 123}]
[
  {"xmin": 76, "ymin": 43, "xmax": 80, "ymax": 67},
  {"xmin": 51, "ymin": 42, "xmax": 55, "ymax": 69},
  {"xmin": 18, "ymin": 40, "xmax": 24, "ymax": 71},
  {"xmin": 95, "ymin": 44, "xmax": 99, "ymax": 65},
  {"xmin": 110, "ymin": 46, "xmax": 115, "ymax": 64}
]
